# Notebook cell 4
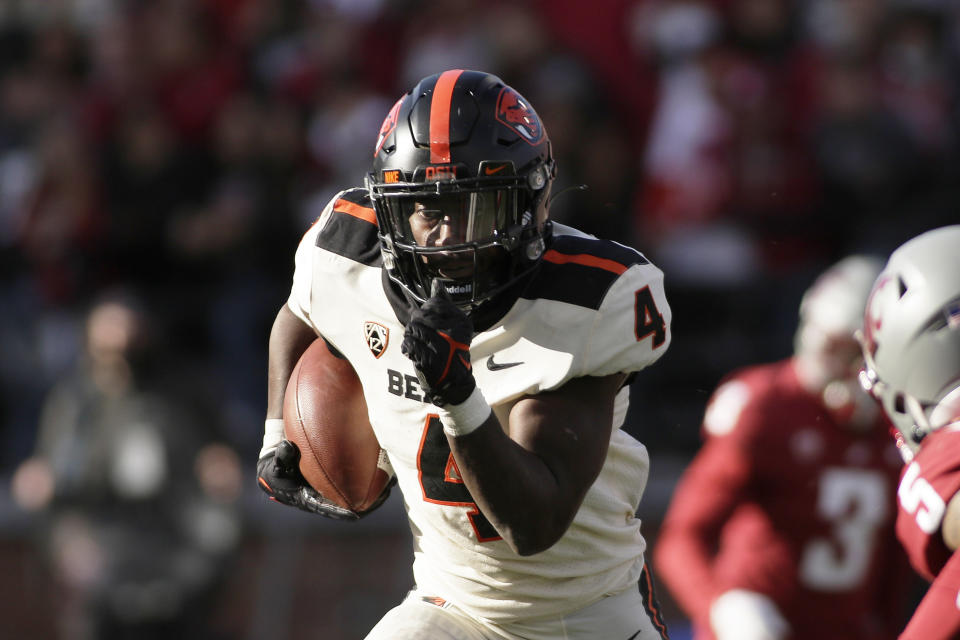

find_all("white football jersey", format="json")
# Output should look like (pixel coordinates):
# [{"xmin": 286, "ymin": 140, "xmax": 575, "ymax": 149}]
[{"xmin": 286, "ymin": 189, "xmax": 672, "ymax": 624}]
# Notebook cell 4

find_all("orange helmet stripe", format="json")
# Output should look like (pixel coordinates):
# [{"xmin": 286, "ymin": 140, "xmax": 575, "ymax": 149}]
[{"xmin": 429, "ymin": 69, "xmax": 463, "ymax": 164}]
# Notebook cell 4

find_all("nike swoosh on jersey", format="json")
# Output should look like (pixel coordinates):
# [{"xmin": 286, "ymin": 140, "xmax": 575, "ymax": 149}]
[
  {"xmin": 486, "ymin": 354, "xmax": 523, "ymax": 371},
  {"xmin": 483, "ymin": 164, "xmax": 507, "ymax": 175}
]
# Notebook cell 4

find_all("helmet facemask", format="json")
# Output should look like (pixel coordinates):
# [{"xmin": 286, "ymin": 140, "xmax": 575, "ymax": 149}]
[{"xmin": 368, "ymin": 162, "xmax": 552, "ymax": 312}]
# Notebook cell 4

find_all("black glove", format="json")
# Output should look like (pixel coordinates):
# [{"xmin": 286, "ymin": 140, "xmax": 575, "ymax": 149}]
[
  {"xmin": 402, "ymin": 283, "xmax": 476, "ymax": 406},
  {"xmin": 257, "ymin": 440, "xmax": 362, "ymax": 520}
]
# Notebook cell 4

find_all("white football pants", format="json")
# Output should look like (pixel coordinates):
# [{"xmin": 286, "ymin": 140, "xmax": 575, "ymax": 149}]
[{"xmin": 364, "ymin": 574, "xmax": 669, "ymax": 640}]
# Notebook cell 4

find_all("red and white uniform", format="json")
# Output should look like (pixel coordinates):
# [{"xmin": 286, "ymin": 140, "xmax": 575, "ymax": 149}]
[
  {"xmin": 655, "ymin": 359, "xmax": 911, "ymax": 640},
  {"xmin": 895, "ymin": 423, "xmax": 960, "ymax": 640}
]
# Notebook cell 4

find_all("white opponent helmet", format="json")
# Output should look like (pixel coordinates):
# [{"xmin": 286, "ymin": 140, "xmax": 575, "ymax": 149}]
[
  {"xmin": 860, "ymin": 225, "xmax": 960, "ymax": 455},
  {"xmin": 796, "ymin": 255, "xmax": 884, "ymax": 359},
  {"xmin": 794, "ymin": 255, "xmax": 884, "ymax": 429}
]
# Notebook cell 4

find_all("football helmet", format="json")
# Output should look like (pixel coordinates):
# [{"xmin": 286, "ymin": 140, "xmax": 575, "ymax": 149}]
[
  {"xmin": 366, "ymin": 69, "xmax": 555, "ymax": 315},
  {"xmin": 859, "ymin": 225, "xmax": 960, "ymax": 456},
  {"xmin": 794, "ymin": 255, "xmax": 884, "ymax": 430}
]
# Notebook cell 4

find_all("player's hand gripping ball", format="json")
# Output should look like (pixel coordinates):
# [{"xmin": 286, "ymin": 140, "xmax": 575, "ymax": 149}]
[
  {"xmin": 402, "ymin": 282, "xmax": 476, "ymax": 406},
  {"xmin": 257, "ymin": 441, "xmax": 372, "ymax": 520},
  {"xmin": 258, "ymin": 338, "xmax": 395, "ymax": 520}
]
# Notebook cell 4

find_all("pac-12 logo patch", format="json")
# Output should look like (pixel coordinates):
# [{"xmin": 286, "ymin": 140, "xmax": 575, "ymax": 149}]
[
  {"xmin": 496, "ymin": 87, "xmax": 543, "ymax": 145},
  {"xmin": 364, "ymin": 321, "xmax": 389, "ymax": 358}
]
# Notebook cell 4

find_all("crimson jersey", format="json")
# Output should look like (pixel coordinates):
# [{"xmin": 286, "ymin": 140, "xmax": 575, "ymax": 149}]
[
  {"xmin": 895, "ymin": 423, "xmax": 960, "ymax": 640},
  {"xmin": 655, "ymin": 359, "xmax": 911, "ymax": 640}
]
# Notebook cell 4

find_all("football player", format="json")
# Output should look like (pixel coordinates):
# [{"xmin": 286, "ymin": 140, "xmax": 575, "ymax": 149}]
[
  {"xmin": 858, "ymin": 225, "xmax": 960, "ymax": 640},
  {"xmin": 654, "ymin": 256, "xmax": 913, "ymax": 640},
  {"xmin": 256, "ymin": 70, "xmax": 673, "ymax": 639}
]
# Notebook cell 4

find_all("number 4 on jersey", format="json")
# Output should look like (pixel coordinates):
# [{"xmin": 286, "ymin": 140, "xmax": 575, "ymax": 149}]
[
  {"xmin": 635, "ymin": 286, "xmax": 666, "ymax": 347},
  {"xmin": 418, "ymin": 415, "xmax": 501, "ymax": 542}
]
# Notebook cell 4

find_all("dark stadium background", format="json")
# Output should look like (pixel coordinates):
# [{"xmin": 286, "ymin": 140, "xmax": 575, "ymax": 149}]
[{"xmin": 0, "ymin": 0, "xmax": 956, "ymax": 637}]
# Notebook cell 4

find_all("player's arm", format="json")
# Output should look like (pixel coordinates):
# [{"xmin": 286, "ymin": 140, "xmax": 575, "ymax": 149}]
[
  {"xmin": 874, "ymin": 528, "xmax": 921, "ymax": 638},
  {"xmin": 448, "ymin": 373, "xmax": 623, "ymax": 556},
  {"xmin": 654, "ymin": 379, "xmax": 789, "ymax": 640},
  {"xmin": 259, "ymin": 302, "xmax": 315, "ymax": 463},
  {"xmin": 942, "ymin": 490, "xmax": 960, "ymax": 551},
  {"xmin": 266, "ymin": 303, "xmax": 316, "ymax": 423},
  {"xmin": 257, "ymin": 207, "xmax": 395, "ymax": 519},
  {"xmin": 257, "ymin": 304, "xmax": 380, "ymax": 519},
  {"xmin": 654, "ymin": 436, "xmax": 752, "ymax": 619},
  {"xmin": 899, "ymin": 545, "xmax": 960, "ymax": 640},
  {"xmin": 898, "ymin": 490, "xmax": 960, "ymax": 638},
  {"xmin": 402, "ymin": 284, "xmax": 625, "ymax": 555}
]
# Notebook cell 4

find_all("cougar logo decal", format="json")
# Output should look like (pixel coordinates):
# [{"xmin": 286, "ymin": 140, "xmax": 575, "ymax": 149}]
[
  {"xmin": 496, "ymin": 87, "xmax": 543, "ymax": 145},
  {"xmin": 862, "ymin": 274, "xmax": 892, "ymax": 354},
  {"xmin": 364, "ymin": 321, "xmax": 389, "ymax": 358},
  {"xmin": 374, "ymin": 96, "xmax": 404, "ymax": 156}
]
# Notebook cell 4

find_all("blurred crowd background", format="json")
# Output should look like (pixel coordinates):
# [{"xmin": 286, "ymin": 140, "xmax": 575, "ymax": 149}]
[{"xmin": 0, "ymin": 0, "xmax": 957, "ymax": 638}]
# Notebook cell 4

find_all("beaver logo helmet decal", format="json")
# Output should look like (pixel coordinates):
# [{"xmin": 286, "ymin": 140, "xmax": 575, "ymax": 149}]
[
  {"xmin": 496, "ymin": 87, "xmax": 543, "ymax": 145},
  {"xmin": 374, "ymin": 96, "xmax": 404, "ymax": 157}
]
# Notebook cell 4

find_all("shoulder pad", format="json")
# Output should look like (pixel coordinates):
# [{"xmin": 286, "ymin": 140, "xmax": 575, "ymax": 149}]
[
  {"xmin": 523, "ymin": 235, "xmax": 649, "ymax": 310},
  {"xmin": 317, "ymin": 188, "xmax": 381, "ymax": 266}
]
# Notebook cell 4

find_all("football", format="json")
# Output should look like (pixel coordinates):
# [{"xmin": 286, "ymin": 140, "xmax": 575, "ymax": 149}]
[{"xmin": 283, "ymin": 338, "xmax": 390, "ymax": 513}]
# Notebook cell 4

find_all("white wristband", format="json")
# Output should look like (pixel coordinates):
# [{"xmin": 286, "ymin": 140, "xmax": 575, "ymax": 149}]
[
  {"xmin": 259, "ymin": 418, "xmax": 286, "ymax": 459},
  {"xmin": 438, "ymin": 387, "xmax": 492, "ymax": 437}
]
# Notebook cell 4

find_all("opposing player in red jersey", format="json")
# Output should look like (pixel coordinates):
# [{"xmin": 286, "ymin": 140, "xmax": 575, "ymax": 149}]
[
  {"xmin": 655, "ymin": 256, "xmax": 914, "ymax": 640},
  {"xmin": 859, "ymin": 225, "xmax": 960, "ymax": 640}
]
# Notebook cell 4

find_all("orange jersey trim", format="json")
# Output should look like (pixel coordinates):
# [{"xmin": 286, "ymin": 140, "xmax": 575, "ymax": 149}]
[
  {"xmin": 543, "ymin": 249, "xmax": 629, "ymax": 275},
  {"xmin": 429, "ymin": 69, "xmax": 463, "ymax": 164},
  {"xmin": 642, "ymin": 563, "xmax": 669, "ymax": 638},
  {"xmin": 334, "ymin": 198, "xmax": 377, "ymax": 225}
]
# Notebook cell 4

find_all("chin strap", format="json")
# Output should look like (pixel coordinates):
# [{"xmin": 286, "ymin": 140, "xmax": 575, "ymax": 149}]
[
  {"xmin": 930, "ymin": 386, "xmax": 960, "ymax": 431},
  {"xmin": 905, "ymin": 394, "xmax": 933, "ymax": 448}
]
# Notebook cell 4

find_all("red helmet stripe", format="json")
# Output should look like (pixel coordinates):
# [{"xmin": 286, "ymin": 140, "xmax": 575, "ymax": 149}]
[{"xmin": 429, "ymin": 69, "xmax": 463, "ymax": 164}]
